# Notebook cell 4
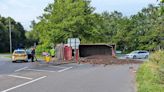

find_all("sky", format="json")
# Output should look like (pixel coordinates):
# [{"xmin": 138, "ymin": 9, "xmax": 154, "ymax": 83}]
[{"xmin": 0, "ymin": 0, "xmax": 158, "ymax": 31}]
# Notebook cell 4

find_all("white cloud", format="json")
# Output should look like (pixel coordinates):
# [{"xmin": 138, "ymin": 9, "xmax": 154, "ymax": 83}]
[
  {"xmin": 8, "ymin": 0, "xmax": 32, "ymax": 8},
  {"xmin": 0, "ymin": 2, "xmax": 8, "ymax": 10},
  {"xmin": 0, "ymin": 0, "xmax": 54, "ymax": 30},
  {"xmin": 91, "ymin": 0, "xmax": 158, "ymax": 15},
  {"xmin": 0, "ymin": 0, "xmax": 158, "ymax": 30}
]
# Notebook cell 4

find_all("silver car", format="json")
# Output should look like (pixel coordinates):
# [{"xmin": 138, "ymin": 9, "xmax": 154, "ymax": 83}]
[{"xmin": 126, "ymin": 50, "xmax": 149, "ymax": 59}]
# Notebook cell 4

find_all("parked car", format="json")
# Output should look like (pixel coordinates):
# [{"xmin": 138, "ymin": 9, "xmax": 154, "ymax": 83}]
[
  {"xmin": 125, "ymin": 50, "xmax": 149, "ymax": 59},
  {"xmin": 12, "ymin": 49, "xmax": 28, "ymax": 63}
]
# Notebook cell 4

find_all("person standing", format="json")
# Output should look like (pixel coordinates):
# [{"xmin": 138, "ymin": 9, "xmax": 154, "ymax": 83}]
[
  {"xmin": 31, "ymin": 47, "xmax": 36, "ymax": 62},
  {"xmin": 50, "ymin": 48, "xmax": 56, "ymax": 62}
]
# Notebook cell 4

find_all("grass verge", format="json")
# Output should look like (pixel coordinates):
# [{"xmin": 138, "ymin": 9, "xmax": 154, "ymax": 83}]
[{"xmin": 136, "ymin": 51, "xmax": 164, "ymax": 92}]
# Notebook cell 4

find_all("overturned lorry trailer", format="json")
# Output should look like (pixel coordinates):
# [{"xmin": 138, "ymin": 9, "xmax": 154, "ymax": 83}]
[{"xmin": 79, "ymin": 44, "xmax": 116, "ymax": 57}]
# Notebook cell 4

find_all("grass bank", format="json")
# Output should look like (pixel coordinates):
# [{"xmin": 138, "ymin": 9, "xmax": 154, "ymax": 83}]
[{"xmin": 136, "ymin": 51, "xmax": 164, "ymax": 92}]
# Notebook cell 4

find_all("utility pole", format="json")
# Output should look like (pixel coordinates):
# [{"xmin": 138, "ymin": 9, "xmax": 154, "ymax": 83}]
[{"xmin": 9, "ymin": 18, "xmax": 12, "ymax": 54}]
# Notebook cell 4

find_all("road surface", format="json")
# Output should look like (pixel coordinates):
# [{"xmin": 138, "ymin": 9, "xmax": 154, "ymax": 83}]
[{"xmin": 0, "ymin": 54, "xmax": 139, "ymax": 92}]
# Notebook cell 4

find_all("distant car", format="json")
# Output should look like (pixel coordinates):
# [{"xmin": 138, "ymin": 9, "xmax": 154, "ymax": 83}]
[
  {"xmin": 12, "ymin": 49, "xmax": 28, "ymax": 63},
  {"xmin": 125, "ymin": 50, "xmax": 149, "ymax": 59},
  {"xmin": 116, "ymin": 50, "xmax": 122, "ymax": 54}
]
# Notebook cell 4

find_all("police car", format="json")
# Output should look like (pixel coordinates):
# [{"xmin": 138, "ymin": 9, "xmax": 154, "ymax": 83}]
[{"xmin": 12, "ymin": 49, "xmax": 28, "ymax": 63}]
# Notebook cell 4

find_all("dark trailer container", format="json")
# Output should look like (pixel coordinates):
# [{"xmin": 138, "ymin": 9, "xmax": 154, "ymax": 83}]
[{"xmin": 79, "ymin": 44, "xmax": 116, "ymax": 57}]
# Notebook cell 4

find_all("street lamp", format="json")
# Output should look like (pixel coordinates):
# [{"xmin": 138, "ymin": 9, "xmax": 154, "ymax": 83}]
[{"xmin": 8, "ymin": 17, "xmax": 12, "ymax": 54}]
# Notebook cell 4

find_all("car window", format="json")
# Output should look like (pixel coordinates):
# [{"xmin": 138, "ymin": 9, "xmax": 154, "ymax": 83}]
[
  {"xmin": 138, "ymin": 51, "xmax": 148, "ymax": 54},
  {"xmin": 14, "ymin": 51, "xmax": 26, "ymax": 54},
  {"xmin": 138, "ymin": 52, "xmax": 142, "ymax": 54}
]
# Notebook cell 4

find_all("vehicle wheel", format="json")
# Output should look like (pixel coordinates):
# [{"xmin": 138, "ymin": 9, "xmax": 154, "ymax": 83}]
[
  {"xmin": 133, "ymin": 55, "xmax": 137, "ymax": 59},
  {"xmin": 24, "ymin": 60, "xmax": 28, "ymax": 62},
  {"xmin": 145, "ymin": 55, "xmax": 148, "ymax": 59},
  {"xmin": 12, "ymin": 61, "xmax": 16, "ymax": 63}
]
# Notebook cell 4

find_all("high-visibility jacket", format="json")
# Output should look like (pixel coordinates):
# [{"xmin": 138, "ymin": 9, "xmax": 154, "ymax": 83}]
[{"xmin": 50, "ymin": 49, "xmax": 55, "ymax": 56}]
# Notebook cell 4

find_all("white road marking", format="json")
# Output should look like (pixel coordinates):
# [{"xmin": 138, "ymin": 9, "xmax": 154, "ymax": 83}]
[
  {"xmin": 38, "ymin": 64, "xmax": 67, "ymax": 68},
  {"xmin": 8, "ymin": 75, "xmax": 33, "ymax": 80},
  {"xmin": 15, "ymin": 67, "xmax": 28, "ymax": 72},
  {"xmin": 25, "ymin": 69, "xmax": 55, "ymax": 73},
  {"xmin": 48, "ymin": 65, "xmax": 67, "ymax": 69},
  {"xmin": 1, "ymin": 76, "xmax": 47, "ymax": 92},
  {"xmin": 58, "ymin": 67, "xmax": 72, "ymax": 72}
]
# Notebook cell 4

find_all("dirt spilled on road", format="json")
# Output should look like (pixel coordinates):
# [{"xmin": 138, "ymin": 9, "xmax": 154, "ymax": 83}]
[{"xmin": 79, "ymin": 55, "xmax": 143, "ymax": 65}]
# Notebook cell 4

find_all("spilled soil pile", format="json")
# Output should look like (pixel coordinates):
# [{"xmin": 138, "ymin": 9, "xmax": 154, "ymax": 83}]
[{"xmin": 79, "ymin": 55, "xmax": 143, "ymax": 65}]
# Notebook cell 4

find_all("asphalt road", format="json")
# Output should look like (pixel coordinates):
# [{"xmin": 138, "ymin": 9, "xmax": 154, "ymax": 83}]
[{"xmin": 0, "ymin": 54, "xmax": 139, "ymax": 92}]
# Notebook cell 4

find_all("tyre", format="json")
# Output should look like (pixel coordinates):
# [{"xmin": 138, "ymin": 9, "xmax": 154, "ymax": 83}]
[
  {"xmin": 12, "ymin": 61, "xmax": 16, "ymax": 63},
  {"xmin": 24, "ymin": 60, "xmax": 28, "ymax": 62},
  {"xmin": 145, "ymin": 55, "xmax": 148, "ymax": 59},
  {"xmin": 133, "ymin": 55, "xmax": 137, "ymax": 59}
]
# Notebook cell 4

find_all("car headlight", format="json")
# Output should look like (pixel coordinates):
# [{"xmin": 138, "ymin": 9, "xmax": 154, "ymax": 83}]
[{"xmin": 12, "ymin": 56, "xmax": 15, "ymax": 60}]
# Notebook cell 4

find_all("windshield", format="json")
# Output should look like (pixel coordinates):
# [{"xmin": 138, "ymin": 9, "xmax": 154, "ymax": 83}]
[{"xmin": 14, "ymin": 51, "xmax": 26, "ymax": 54}]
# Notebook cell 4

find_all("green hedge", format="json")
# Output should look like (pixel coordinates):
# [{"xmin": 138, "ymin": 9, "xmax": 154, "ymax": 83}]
[
  {"xmin": 35, "ymin": 43, "xmax": 51, "ymax": 54},
  {"xmin": 136, "ymin": 50, "xmax": 164, "ymax": 92},
  {"xmin": 149, "ymin": 51, "xmax": 164, "ymax": 65}
]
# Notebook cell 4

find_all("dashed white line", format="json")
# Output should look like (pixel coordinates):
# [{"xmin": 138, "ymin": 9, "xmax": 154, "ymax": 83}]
[
  {"xmin": 58, "ymin": 67, "xmax": 73, "ymax": 72},
  {"xmin": 48, "ymin": 65, "xmax": 67, "ymax": 69},
  {"xmin": 1, "ymin": 76, "xmax": 47, "ymax": 92},
  {"xmin": 15, "ymin": 67, "xmax": 28, "ymax": 72},
  {"xmin": 25, "ymin": 69, "xmax": 55, "ymax": 73},
  {"xmin": 8, "ymin": 75, "xmax": 33, "ymax": 80}
]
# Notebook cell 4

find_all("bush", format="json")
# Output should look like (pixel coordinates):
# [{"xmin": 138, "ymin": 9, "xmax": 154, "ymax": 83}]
[
  {"xmin": 35, "ymin": 43, "xmax": 51, "ymax": 54},
  {"xmin": 149, "ymin": 50, "xmax": 164, "ymax": 65},
  {"xmin": 136, "ymin": 50, "xmax": 164, "ymax": 92}
]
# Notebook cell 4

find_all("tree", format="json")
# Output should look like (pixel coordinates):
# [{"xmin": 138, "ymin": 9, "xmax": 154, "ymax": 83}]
[
  {"xmin": 0, "ymin": 16, "xmax": 27, "ymax": 52},
  {"xmin": 32, "ymin": 0, "xmax": 101, "ymax": 52},
  {"xmin": 29, "ymin": 1, "xmax": 163, "ymax": 53}
]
